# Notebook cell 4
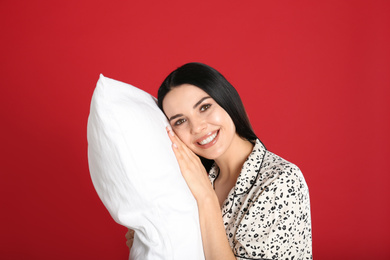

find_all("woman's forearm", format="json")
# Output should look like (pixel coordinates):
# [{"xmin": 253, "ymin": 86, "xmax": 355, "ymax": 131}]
[{"xmin": 197, "ymin": 194, "xmax": 236, "ymax": 260}]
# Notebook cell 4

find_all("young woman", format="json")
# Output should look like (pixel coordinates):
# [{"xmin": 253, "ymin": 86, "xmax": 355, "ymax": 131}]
[{"xmin": 127, "ymin": 63, "xmax": 312, "ymax": 260}]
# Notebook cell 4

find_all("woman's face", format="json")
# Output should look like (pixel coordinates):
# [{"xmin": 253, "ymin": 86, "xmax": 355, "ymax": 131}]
[{"xmin": 162, "ymin": 84, "xmax": 237, "ymax": 160}]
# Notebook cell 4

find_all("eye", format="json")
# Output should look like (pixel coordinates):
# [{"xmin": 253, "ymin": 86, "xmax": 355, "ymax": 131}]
[
  {"xmin": 174, "ymin": 118, "xmax": 187, "ymax": 126},
  {"xmin": 200, "ymin": 104, "xmax": 211, "ymax": 112}
]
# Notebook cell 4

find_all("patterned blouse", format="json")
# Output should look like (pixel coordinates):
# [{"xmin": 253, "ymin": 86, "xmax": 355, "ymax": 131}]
[{"xmin": 208, "ymin": 139, "xmax": 312, "ymax": 260}]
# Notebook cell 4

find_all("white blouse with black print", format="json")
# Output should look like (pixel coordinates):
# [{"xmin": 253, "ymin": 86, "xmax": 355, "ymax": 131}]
[{"xmin": 208, "ymin": 139, "xmax": 312, "ymax": 260}]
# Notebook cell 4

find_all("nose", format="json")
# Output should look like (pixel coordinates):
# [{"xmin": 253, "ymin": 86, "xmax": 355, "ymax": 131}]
[{"xmin": 190, "ymin": 118, "xmax": 207, "ymax": 135}]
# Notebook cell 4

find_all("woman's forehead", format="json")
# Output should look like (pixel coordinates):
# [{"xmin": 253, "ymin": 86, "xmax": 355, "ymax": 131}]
[
  {"xmin": 165, "ymin": 84, "xmax": 208, "ymax": 102},
  {"xmin": 162, "ymin": 84, "xmax": 211, "ymax": 113}
]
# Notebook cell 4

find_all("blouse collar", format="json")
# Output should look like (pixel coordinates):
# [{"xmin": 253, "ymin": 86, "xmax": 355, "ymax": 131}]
[{"xmin": 208, "ymin": 139, "xmax": 267, "ymax": 210}]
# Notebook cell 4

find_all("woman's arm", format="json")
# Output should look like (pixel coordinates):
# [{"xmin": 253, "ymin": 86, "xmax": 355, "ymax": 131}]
[
  {"xmin": 197, "ymin": 193, "xmax": 236, "ymax": 260},
  {"xmin": 167, "ymin": 127, "xmax": 236, "ymax": 260}
]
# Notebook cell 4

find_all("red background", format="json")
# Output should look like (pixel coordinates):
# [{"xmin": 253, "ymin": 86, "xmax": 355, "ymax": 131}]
[{"xmin": 1, "ymin": 0, "xmax": 389, "ymax": 259}]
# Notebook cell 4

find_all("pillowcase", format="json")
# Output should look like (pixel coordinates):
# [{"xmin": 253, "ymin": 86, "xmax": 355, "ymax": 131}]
[{"xmin": 87, "ymin": 74, "xmax": 205, "ymax": 260}]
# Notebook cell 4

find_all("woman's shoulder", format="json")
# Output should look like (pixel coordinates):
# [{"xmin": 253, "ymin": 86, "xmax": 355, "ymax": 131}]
[
  {"xmin": 262, "ymin": 150, "xmax": 303, "ymax": 177},
  {"xmin": 258, "ymin": 149, "xmax": 309, "ymax": 194}
]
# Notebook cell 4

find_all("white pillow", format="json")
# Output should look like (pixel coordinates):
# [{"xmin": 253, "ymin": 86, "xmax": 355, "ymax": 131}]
[{"xmin": 87, "ymin": 74, "xmax": 205, "ymax": 260}]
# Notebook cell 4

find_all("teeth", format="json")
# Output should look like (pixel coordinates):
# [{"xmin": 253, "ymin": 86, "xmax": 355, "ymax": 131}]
[{"xmin": 199, "ymin": 132, "xmax": 218, "ymax": 145}]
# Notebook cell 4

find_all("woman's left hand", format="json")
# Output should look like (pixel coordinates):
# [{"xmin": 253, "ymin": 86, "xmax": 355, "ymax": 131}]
[
  {"xmin": 125, "ymin": 229, "xmax": 134, "ymax": 250},
  {"xmin": 166, "ymin": 126, "xmax": 215, "ymax": 202}
]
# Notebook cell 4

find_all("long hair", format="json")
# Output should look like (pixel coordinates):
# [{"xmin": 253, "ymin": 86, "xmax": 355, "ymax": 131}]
[{"xmin": 157, "ymin": 62, "xmax": 258, "ymax": 171}]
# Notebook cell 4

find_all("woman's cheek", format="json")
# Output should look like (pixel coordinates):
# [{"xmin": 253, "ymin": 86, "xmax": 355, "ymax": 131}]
[{"xmin": 207, "ymin": 111, "xmax": 223, "ymax": 124}]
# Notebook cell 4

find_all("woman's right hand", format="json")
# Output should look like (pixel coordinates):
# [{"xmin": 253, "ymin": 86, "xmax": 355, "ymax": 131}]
[
  {"xmin": 125, "ymin": 229, "xmax": 134, "ymax": 250},
  {"xmin": 166, "ymin": 126, "xmax": 215, "ymax": 203}
]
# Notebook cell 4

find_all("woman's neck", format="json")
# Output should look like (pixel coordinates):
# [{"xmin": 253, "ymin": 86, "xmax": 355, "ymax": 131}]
[{"xmin": 214, "ymin": 135, "xmax": 254, "ymax": 182}]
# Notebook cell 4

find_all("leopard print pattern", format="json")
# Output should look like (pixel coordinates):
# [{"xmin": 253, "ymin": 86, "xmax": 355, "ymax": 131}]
[{"xmin": 209, "ymin": 140, "xmax": 312, "ymax": 260}]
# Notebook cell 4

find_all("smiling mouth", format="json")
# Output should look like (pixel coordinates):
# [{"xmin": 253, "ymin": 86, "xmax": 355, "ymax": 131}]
[{"xmin": 198, "ymin": 131, "xmax": 219, "ymax": 145}]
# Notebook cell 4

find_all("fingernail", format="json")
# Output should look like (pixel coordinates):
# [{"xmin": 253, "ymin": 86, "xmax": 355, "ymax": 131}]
[
  {"xmin": 166, "ymin": 126, "xmax": 174, "ymax": 135},
  {"xmin": 173, "ymin": 143, "xmax": 177, "ymax": 148}
]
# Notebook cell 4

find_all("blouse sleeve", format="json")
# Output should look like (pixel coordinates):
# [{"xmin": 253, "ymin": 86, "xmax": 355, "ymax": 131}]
[{"xmin": 232, "ymin": 163, "xmax": 312, "ymax": 260}]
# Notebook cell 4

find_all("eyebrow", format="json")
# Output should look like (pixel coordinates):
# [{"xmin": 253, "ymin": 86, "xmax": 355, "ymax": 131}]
[
  {"xmin": 168, "ymin": 114, "xmax": 183, "ymax": 122},
  {"xmin": 193, "ymin": 96, "xmax": 211, "ymax": 109},
  {"xmin": 168, "ymin": 96, "xmax": 211, "ymax": 122}
]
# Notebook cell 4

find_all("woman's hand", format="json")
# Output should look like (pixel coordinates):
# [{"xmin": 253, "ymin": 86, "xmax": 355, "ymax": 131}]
[
  {"xmin": 125, "ymin": 229, "xmax": 134, "ymax": 250},
  {"xmin": 167, "ymin": 126, "xmax": 236, "ymax": 260},
  {"xmin": 166, "ymin": 126, "xmax": 215, "ymax": 202}
]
